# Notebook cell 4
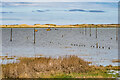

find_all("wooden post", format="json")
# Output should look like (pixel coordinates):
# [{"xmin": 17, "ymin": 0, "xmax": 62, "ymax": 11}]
[
  {"xmin": 34, "ymin": 28, "xmax": 35, "ymax": 44},
  {"xmin": 82, "ymin": 28, "xmax": 84, "ymax": 34},
  {"xmin": 34, "ymin": 43, "xmax": 36, "ymax": 58},
  {"xmin": 96, "ymin": 26, "xmax": 97, "ymax": 38},
  {"xmin": 80, "ymin": 28, "xmax": 81, "ymax": 33},
  {"xmin": 90, "ymin": 26, "xmax": 91, "ymax": 37},
  {"xmin": 96, "ymin": 43, "xmax": 98, "ymax": 48},
  {"xmin": 10, "ymin": 28, "xmax": 12, "ymax": 41},
  {"xmin": 85, "ymin": 26, "xmax": 86, "ymax": 35},
  {"xmin": 116, "ymin": 27, "xmax": 118, "ymax": 41}
]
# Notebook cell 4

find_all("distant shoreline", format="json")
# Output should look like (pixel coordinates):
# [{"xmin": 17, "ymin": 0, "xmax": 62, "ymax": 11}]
[{"xmin": 0, "ymin": 24, "xmax": 119, "ymax": 28}]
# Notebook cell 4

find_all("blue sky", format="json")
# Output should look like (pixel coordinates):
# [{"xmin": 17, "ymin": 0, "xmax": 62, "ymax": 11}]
[
  {"xmin": 1, "ymin": 0, "xmax": 119, "ymax": 2},
  {"xmin": 0, "ymin": 2, "xmax": 118, "ymax": 25}
]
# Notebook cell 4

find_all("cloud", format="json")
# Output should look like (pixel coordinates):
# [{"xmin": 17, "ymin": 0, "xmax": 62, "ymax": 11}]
[
  {"xmin": 88, "ymin": 10, "xmax": 104, "ymax": 12},
  {"xmin": 0, "ymin": 12, "xmax": 14, "ymax": 13},
  {"xmin": 1, "ymin": 18, "xmax": 21, "ymax": 20},
  {"xmin": 1, "ymin": 2, "xmax": 39, "ymax": 7},
  {"xmin": 68, "ymin": 9, "xmax": 105, "ymax": 13},
  {"xmin": 36, "ymin": 10, "xmax": 45, "ymax": 12},
  {"xmin": 33, "ymin": 9, "xmax": 105, "ymax": 13},
  {"xmin": 34, "ymin": 10, "xmax": 50, "ymax": 12},
  {"xmin": 69, "ymin": 9, "xmax": 86, "ymax": 12}
]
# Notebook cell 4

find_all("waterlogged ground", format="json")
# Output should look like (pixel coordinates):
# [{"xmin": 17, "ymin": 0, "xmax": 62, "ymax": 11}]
[{"xmin": 2, "ymin": 28, "xmax": 118, "ymax": 66}]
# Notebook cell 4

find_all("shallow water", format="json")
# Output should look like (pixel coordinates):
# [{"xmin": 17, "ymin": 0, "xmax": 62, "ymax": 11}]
[{"xmin": 2, "ymin": 28, "xmax": 118, "ymax": 66}]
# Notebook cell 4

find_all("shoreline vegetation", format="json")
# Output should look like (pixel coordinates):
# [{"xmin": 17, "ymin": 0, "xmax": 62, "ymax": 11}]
[
  {"xmin": 2, "ymin": 55, "xmax": 119, "ymax": 78},
  {"xmin": 0, "ymin": 24, "xmax": 119, "ymax": 28}
]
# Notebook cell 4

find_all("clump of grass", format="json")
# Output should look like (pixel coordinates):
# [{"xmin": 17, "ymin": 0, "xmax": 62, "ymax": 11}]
[
  {"xmin": 112, "ymin": 59, "xmax": 120, "ymax": 63},
  {"xmin": 1, "ymin": 55, "xmax": 119, "ymax": 78},
  {"xmin": 0, "ymin": 56, "xmax": 15, "ymax": 60}
]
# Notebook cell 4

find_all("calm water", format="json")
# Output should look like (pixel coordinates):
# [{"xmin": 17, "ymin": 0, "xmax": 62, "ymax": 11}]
[{"xmin": 2, "ymin": 28, "xmax": 118, "ymax": 66}]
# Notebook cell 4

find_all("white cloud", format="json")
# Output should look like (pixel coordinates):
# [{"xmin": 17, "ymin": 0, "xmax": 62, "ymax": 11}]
[{"xmin": 1, "ymin": 0, "xmax": 119, "ymax": 2}]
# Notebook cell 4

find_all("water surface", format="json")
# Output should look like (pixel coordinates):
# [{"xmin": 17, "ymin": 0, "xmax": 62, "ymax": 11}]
[{"xmin": 2, "ymin": 28, "xmax": 118, "ymax": 66}]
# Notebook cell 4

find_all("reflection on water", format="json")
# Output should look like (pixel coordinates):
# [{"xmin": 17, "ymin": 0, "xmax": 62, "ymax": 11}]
[{"xmin": 2, "ymin": 28, "xmax": 118, "ymax": 66}]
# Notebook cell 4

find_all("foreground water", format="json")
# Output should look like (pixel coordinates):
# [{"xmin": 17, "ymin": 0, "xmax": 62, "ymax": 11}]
[{"xmin": 2, "ymin": 28, "xmax": 118, "ymax": 66}]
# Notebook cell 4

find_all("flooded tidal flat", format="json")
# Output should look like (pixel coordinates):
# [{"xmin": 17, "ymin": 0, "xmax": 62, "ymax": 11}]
[{"xmin": 2, "ymin": 28, "xmax": 118, "ymax": 66}]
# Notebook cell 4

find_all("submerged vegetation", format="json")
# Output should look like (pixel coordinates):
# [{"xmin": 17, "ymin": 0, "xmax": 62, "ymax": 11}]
[{"xmin": 2, "ymin": 55, "xmax": 119, "ymax": 78}]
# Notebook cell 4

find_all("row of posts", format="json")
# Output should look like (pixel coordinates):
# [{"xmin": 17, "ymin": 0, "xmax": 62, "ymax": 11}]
[
  {"xmin": 83, "ymin": 26, "xmax": 97, "ymax": 38},
  {"xmin": 10, "ymin": 28, "xmax": 36, "ymax": 43},
  {"xmin": 10, "ymin": 27, "xmax": 118, "ymax": 44}
]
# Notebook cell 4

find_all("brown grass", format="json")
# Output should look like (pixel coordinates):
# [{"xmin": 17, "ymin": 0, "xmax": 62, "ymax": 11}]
[
  {"xmin": 2, "ymin": 55, "xmax": 119, "ymax": 78},
  {"xmin": 2, "ymin": 55, "xmax": 93, "ymax": 78},
  {"xmin": 112, "ymin": 59, "xmax": 120, "ymax": 63}
]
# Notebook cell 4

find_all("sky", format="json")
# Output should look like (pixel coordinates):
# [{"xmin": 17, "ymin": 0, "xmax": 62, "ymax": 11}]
[
  {"xmin": 0, "ymin": 2, "xmax": 118, "ymax": 25},
  {"xmin": 1, "ymin": 0, "xmax": 120, "ymax": 2}
]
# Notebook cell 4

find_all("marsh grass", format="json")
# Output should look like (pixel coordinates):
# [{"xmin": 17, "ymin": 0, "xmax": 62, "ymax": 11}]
[
  {"xmin": 0, "ymin": 56, "xmax": 15, "ymax": 60},
  {"xmin": 1, "ymin": 55, "xmax": 119, "ymax": 78}
]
